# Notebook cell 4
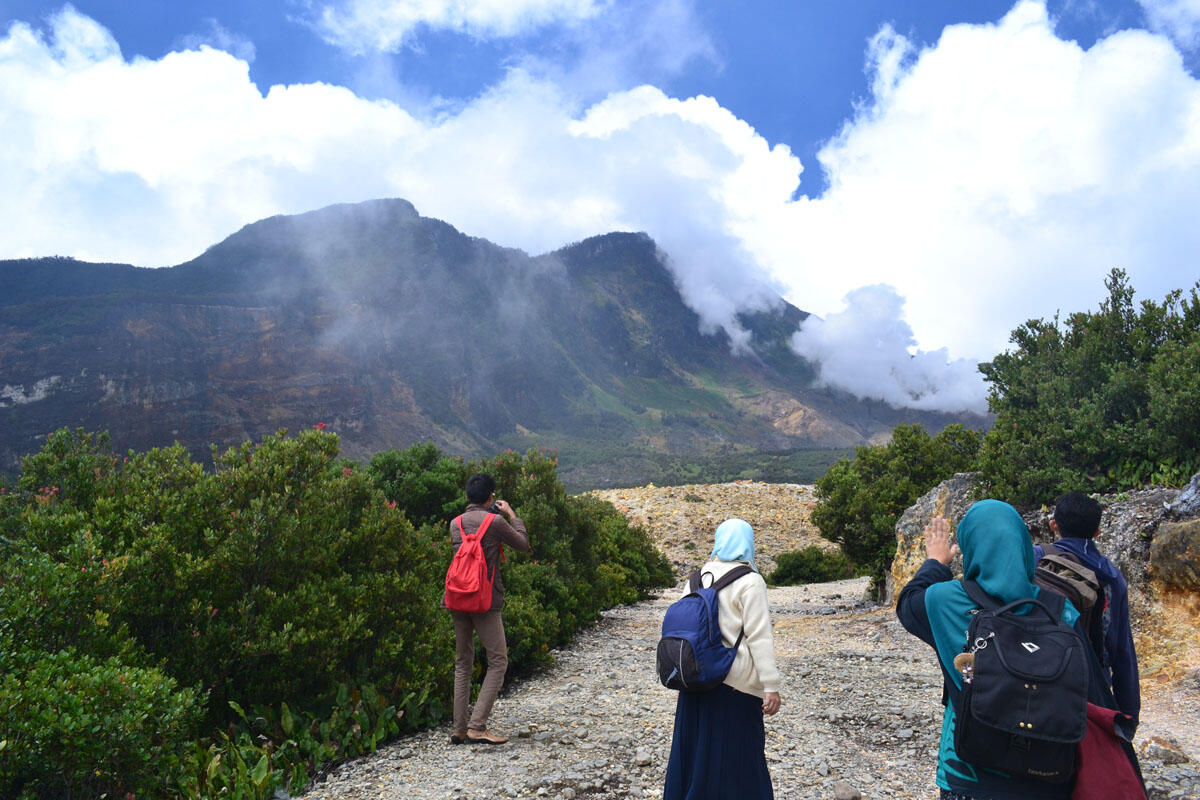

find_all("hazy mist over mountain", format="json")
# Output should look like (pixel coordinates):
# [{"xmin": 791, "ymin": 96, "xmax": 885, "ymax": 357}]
[{"xmin": 0, "ymin": 199, "xmax": 985, "ymax": 488}]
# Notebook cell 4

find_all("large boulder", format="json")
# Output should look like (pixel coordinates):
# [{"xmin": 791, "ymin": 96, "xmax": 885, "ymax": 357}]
[
  {"xmin": 887, "ymin": 472, "xmax": 978, "ymax": 603},
  {"xmin": 1150, "ymin": 519, "xmax": 1200, "ymax": 592},
  {"xmin": 887, "ymin": 472, "xmax": 1200, "ymax": 670}
]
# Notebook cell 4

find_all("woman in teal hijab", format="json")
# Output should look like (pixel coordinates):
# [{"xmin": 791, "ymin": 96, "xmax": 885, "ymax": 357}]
[{"xmin": 897, "ymin": 500, "xmax": 1078, "ymax": 800}]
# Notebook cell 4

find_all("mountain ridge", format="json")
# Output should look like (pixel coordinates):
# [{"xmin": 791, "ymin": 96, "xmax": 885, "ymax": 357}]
[{"xmin": 0, "ymin": 198, "xmax": 983, "ymax": 488}]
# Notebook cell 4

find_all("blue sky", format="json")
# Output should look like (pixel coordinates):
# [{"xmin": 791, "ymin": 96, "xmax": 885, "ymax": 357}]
[{"xmin": 2, "ymin": 0, "xmax": 1199, "ymax": 412}]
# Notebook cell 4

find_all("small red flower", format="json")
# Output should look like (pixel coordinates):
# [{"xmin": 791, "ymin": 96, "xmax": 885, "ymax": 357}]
[
  {"xmin": 313, "ymin": 422, "xmax": 327, "ymax": 430},
  {"xmin": 386, "ymin": 500, "xmax": 397, "ymax": 510},
  {"xmin": 343, "ymin": 466, "xmax": 353, "ymax": 477}
]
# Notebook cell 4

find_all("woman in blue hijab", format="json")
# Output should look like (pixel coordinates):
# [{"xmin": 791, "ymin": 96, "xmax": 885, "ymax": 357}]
[
  {"xmin": 664, "ymin": 518, "xmax": 782, "ymax": 800},
  {"xmin": 897, "ymin": 500, "xmax": 1079, "ymax": 800}
]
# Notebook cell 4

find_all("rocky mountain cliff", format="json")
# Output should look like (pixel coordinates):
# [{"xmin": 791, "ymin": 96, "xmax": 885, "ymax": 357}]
[{"xmin": 0, "ymin": 198, "xmax": 979, "ymax": 488}]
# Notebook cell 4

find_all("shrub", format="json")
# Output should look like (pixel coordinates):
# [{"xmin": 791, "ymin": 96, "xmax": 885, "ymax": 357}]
[
  {"xmin": 106, "ymin": 430, "xmax": 454, "ymax": 720},
  {"xmin": 1, "ymin": 429, "xmax": 672, "ymax": 797},
  {"xmin": 813, "ymin": 423, "xmax": 981, "ymax": 590},
  {"xmin": 979, "ymin": 269, "xmax": 1200, "ymax": 505},
  {"xmin": 367, "ymin": 442, "xmax": 467, "ymax": 527},
  {"xmin": 768, "ymin": 546, "xmax": 854, "ymax": 585},
  {"xmin": 0, "ymin": 649, "xmax": 202, "ymax": 800}
]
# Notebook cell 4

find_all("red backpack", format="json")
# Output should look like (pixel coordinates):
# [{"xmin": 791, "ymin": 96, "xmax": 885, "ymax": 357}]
[{"xmin": 444, "ymin": 513, "xmax": 499, "ymax": 613}]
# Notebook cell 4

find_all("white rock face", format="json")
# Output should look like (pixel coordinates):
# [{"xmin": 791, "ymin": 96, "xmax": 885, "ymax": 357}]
[{"xmin": 0, "ymin": 376, "xmax": 62, "ymax": 407}]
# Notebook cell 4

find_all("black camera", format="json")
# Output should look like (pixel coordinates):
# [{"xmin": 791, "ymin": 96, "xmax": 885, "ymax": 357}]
[{"xmin": 488, "ymin": 502, "xmax": 502, "ymax": 514}]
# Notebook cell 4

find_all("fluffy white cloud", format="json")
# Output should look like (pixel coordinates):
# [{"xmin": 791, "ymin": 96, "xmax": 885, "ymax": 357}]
[
  {"xmin": 0, "ymin": 7, "xmax": 781, "ymax": 343},
  {"xmin": 1138, "ymin": 0, "xmax": 1200, "ymax": 50},
  {"xmin": 313, "ymin": 0, "xmax": 607, "ymax": 54},
  {"xmin": 751, "ymin": 0, "xmax": 1200, "ymax": 363},
  {"xmin": 791, "ymin": 286, "xmax": 988, "ymax": 414}
]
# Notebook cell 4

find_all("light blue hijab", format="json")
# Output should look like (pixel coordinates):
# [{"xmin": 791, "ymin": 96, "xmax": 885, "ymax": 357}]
[{"xmin": 710, "ymin": 518, "xmax": 758, "ymax": 572}]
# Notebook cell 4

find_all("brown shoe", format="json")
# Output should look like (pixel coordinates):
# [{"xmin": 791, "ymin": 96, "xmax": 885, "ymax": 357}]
[
  {"xmin": 449, "ymin": 730, "xmax": 468, "ymax": 745},
  {"xmin": 466, "ymin": 729, "xmax": 508, "ymax": 745}
]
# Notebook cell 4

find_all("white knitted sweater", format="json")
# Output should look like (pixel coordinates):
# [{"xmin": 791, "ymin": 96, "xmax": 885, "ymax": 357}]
[{"xmin": 696, "ymin": 559, "xmax": 781, "ymax": 698}]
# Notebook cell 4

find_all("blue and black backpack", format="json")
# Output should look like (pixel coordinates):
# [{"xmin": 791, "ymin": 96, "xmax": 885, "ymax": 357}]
[{"xmin": 656, "ymin": 565, "xmax": 753, "ymax": 692}]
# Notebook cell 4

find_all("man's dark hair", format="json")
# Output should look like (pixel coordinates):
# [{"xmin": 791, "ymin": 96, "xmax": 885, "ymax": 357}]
[
  {"xmin": 1053, "ymin": 491, "xmax": 1103, "ymax": 539},
  {"xmin": 466, "ymin": 473, "xmax": 496, "ymax": 505}
]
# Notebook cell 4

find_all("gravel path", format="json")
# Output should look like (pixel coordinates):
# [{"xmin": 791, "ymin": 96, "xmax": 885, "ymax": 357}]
[{"xmin": 300, "ymin": 579, "xmax": 1200, "ymax": 800}]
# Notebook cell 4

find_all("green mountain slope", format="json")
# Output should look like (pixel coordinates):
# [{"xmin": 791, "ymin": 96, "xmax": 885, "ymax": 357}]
[{"xmin": 0, "ymin": 198, "xmax": 980, "ymax": 488}]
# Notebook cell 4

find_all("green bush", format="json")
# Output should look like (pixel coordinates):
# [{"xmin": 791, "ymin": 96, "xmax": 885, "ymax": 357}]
[
  {"xmin": 104, "ymin": 431, "xmax": 454, "ymax": 721},
  {"xmin": 979, "ymin": 269, "xmax": 1200, "ymax": 506},
  {"xmin": 0, "ymin": 431, "xmax": 672, "ymax": 797},
  {"xmin": 812, "ymin": 423, "xmax": 981, "ymax": 589},
  {"xmin": 0, "ymin": 649, "xmax": 202, "ymax": 800},
  {"xmin": 768, "ymin": 546, "xmax": 855, "ymax": 585},
  {"xmin": 367, "ymin": 442, "xmax": 467, "ymax": 527}
]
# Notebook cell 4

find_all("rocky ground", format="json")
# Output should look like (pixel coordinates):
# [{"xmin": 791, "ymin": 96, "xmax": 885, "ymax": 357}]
[
  {"xmin": 302, "ymin": 484, "xmax": 1200, "ymax": 800},
  {"xmin": 589, "ymin": 482, "xmax": 829, "ymax": 578}
]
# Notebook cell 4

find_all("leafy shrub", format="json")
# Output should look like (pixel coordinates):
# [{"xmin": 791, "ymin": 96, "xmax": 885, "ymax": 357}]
[
  {"xmin": 0, "ymin": 431, "xmax": 671, "ymax": 797},
  {"xmin": 0, "ymin": 649, "xmax": 202, "ymax": 800},
  {"xmin": 768, "ymin": 546, "xmax": 855, "ymax": 585},
  {"xmin": 979, "ymin": 269, "xmax": 1200, "ymax": 506},
  {"xmin": 105, "ymin": 431, "xmax": 454, "ymax": 720},
  {"xmin": 367, "ymin": 442, "xmax": 467, "ymax": 527},
  {"xmin": 813, "ymin": 423, "xmax": 981, "ymax": 589}
]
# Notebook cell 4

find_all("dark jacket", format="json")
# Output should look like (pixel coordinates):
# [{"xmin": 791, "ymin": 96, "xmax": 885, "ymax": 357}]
[
  {"xmin": 1034, "ymin": 537, "xmax": 1140, "ymax": 723},
  {"xmin": 448, "ymin": 503, "xmax": 531, "ymax": 612}
]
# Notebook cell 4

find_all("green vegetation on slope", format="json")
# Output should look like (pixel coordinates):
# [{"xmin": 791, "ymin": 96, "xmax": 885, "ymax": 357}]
[
  {"xmin": 0, "ymin": 428, "xmax": 671, "ymax": 799},
  {"xmin": 978, "ymin": 268, "xmax": 1200, "ymax": 506}
]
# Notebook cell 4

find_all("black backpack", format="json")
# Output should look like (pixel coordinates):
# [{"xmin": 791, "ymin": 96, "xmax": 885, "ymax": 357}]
[
  {"xmin": 950, "ymin": 581, "xmax": 1089, "ymax": 783},
  {"xmin": 1034, "ymin": 543, "xmax": 1108, "ymax": 667}
]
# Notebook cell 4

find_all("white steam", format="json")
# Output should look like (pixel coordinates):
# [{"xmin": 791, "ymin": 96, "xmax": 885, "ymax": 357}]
[{"xmin": 791, "ymin": 286, "xmax": 988, "ymax": 414}]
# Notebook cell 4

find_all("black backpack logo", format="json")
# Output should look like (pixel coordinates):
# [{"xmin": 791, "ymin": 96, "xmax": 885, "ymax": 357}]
[{"xmin": 951, "ymin": 580, "xmax": 1089, "ymax": 783}]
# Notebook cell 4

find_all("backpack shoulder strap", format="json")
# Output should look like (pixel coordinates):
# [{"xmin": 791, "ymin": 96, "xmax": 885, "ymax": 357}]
[
  {"xmin": 1036, "ymin": 587, "xmax": 1068, "ymax": 619},
  {"xmin": 710, "ymin": 565, "xmax": 754, "ymax": 593},
  {"xmin": 476, "ymin": 512, "xmax": 498, "ymax": 538},
  {"xmin": 961, "ymin": 579, "xmax": 998, "ymax": 610},
  {"xmin": 457, "ymin": 512, "xmax": 498, "ymax": 542}
]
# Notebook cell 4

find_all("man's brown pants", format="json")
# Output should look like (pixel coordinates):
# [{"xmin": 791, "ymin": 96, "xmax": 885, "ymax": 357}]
[{"xmin": 451, "ymin": 609, "xmax": 508, "ymax": 733}]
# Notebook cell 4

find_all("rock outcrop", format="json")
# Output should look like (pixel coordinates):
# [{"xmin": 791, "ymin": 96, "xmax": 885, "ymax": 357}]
[
  {"xmin": 887, "ymin": 472, "xmax": 978, "ymax": 601},
  {"xmin": 1150, "ymin": 520, "xmax": 1200, "ymax": 592}
]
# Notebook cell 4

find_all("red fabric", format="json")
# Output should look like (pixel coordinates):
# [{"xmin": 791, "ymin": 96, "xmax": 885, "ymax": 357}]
[
  {"xmin": 443, "ymin": 513, "xmax": 498, "ymax": 613},
  {"xmin": 1073, "ymin": 703, "xmax": 1146, "ymax": 800}
]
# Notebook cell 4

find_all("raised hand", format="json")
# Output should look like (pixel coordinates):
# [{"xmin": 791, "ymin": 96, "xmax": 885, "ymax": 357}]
[{"xmin": 924, "ymin": 515, "xmax": 959, "ymax": 565}]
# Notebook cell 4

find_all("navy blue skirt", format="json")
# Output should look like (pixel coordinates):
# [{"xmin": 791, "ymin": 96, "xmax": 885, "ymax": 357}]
[{"xmin": 663, "ymin": 684, "xmax": 774, "ymax": 800}]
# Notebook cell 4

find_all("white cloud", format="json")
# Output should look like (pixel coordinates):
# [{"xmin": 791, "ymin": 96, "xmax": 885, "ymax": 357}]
[
  {"xmin": 512, "ymin": 0, "xmax": 719, "ymax": 99},
  {"xmin": 3, "ymin": 1, "xmax": 1200, "ymax": 415},
  {"xmin": 175, "ymin": 19, "xmax": 257, "ymax": 63},
  {"xmin": 750, "ymin": 0, "xmax": 1200, "ymax": 363},
  {"xmin": 313, "ymin": 0, "xmax": 607, "ymax": 54},
  {"xmin": 791, "ymin": 286, "xmax": 988, "ymax": 414},
  {"xmin": 1138, "ymin": 0, "xmax": 1200, "ymax": 50}
]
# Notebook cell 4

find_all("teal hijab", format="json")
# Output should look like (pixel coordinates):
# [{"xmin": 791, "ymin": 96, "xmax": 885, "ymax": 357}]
[
  {"xmin": 710, "ymin": 518, "xmax": 758, "ymax": 572},
  {"xmin": 924, "ymin": 499, "xmax": 1078, "ymax": 687},
  {"xmin": 923, "ymin": 499, "xmax": 1079, "ymax": 787}
]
